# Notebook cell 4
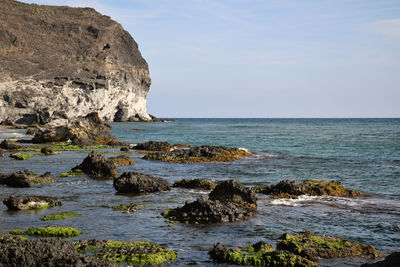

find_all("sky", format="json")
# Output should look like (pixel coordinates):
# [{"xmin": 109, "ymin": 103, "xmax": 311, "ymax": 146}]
[{"xmin": 21, "ymin": 0, "xmax": 400, "ymax": 118}]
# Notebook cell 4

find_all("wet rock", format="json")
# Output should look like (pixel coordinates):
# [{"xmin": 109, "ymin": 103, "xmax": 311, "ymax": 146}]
[
  {"xmin": 361, "ymin": 252, "xmax": 400, "ymax": 267},
  {"xmin": 276, "ymin": 230, "xmax": 384, "ymax": 261},
  {"xmin": 173, "ymin": 178, "xmax": 216, "ymax": 190},
  {"xmin": 9, "ymin": 152, "xmax": 34, "ymax": 160},
  {"xmin": 108, "ymin": 155, "xmax": 135, "ymax": 166},
  {"xmin": 144, "ymin": 145, "xmax": 251, "ymax": 163},
  {"xmin": 162, "ymin": 197, "xmax": 253, "ymax": 224},
  {"xmin": 0, "ymin": 238, "xmax": 116, "ymax": 267},
  {"xmin": 111, "ymin": 203, "xmax": 147, "ymax": 213},
  {"xmin": 10, "ymin": 226, "xmax": 82, "ymax": 238},
  {"xmin": 113, "ymin": 171, "xmax": 170, "ymax": 193},
  {"xmin": 209, "ymin": 242, "xmax": 318, "ymax": 267},
  {"xmin": 132, "ymin": 141, "xmax": 172, "ymax": 151},
  {"xmin": 257, "ymin": 179, "xmax": 366, "ymax": 199},
  {"xmin": 3, "ymin": 195, "xmax": 62, "ymax": 210},
  {"xmin": 162, "ymin": 180, "xmax": 257, "ymax": 224},
  {"xmin": 0, "ymin": 170, "xmax": 54, "ymax": 187},
  {"xmin": 120, "ymin": 146, "xmax": 130, "ymax": 152},
  {"xmin": 0, "ymin": 148, "xmax": 4, "ymax": 157},
  {"xmin": 32, "ymin": 112, "xmax": 124, "ymax": 146},
  {"xmin": 26, "ymin": 127, "xmax": 41, "ymax": 136},
  {"xmin": 0, "ymin": 139, "xmax": 22, "ymax": 149},
  {"xmin": 74, "ymin": 239, "xmax": 177, "ymax": 265},
  {"xmin": 73, "ymin": 151, "xmax": 117, "ymax": 179},
  {"xmin": 40, "ymin": 147, "xmax": 60, "ymax": 155}
]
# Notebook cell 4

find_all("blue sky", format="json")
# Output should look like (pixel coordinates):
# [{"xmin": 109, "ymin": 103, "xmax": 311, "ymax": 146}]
[{"xmin": 21, "ymin": 0, "xmax": 400, "ymax": 117}]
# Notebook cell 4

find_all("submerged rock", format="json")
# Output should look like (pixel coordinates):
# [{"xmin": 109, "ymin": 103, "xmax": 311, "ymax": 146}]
[
  {"xmin": 9, "ymin": 152, "xmax": 34, "ymax": 160},
  {"xmin": 0, "ymin": 238, "xmax": 116, "ymax": 266},
  {"xmin": 0, "ymin": 170, "xmax": 54, "ymax": 187},
  {"xmin": 3, "ymin": 195, "xmax": 62, "ymax": 210},
  {"xmin": 111, "ymin": 203, "xmax": 147, "ymax": 213},
  {"xmin": 132, "ymin": 141, "xmax": 173, "ymax": 151},
  {"xmin": 276, "ymin": 231, "xmax": 384, "ymax": 261},
  {"xmin": 10, "ymin": 226, "xmax": 82, "ymax": 238},
  {"xmin": 257, "ymin": 179, "xmax": 366, "ymax": 199},
  {"xmin": 32, "ymin": 112, "xmax": 123, "ymax": 146},
  {"xmin": 173, "ymin": 178, "xmax": 216, "ymax": 190},
  {"xmin": 0, "ymin": 139, "xmax": 22, "ymax": 149},
  {"xmin": 73, "ymin": 151, "xmax": 117, "ymax": 179},
  {"xmin": 361, "ymin": 252, "xmax": 400, "ymax": 267},
  {"xmin": 113, "ymin": 172, "xmax": 170, "ymax": 193},
  {"xmin": 209, "ymin": 242, "xmax": 318, "ymax": 267},
  {"xmin": 144, "ymin": 145, "xmax": 251, "ymax": 163},
  {"xmin": 162, "ymin": 180, "xmax": 257, "ymax": 224},
  {"xmin": 74, "ymin": 239, "xmax": 177, "ymax": 265},
  {"xmin": 108, "ymin": 155, "xmax": 135, "ymax": 166}
]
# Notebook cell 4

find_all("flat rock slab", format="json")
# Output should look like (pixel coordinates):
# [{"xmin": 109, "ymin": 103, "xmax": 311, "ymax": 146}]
[
  {"xmin": 0, "ymin": 170, "xmax": 54, "ymax": 187},
  {"xmin": 113, "ymin": 171, "xmax": 170, "ymax": 193}
]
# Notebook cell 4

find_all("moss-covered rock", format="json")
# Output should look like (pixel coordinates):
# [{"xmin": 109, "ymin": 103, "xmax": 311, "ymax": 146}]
[
  {"xmin": 39, "ymin": 147, "xmax": 60, "ymax": 155},
  {"xmin": 0, "ymin": 170, "xmax": 55, "ymax": 187},
  {"xmin": 132, "ymin": 141, "xmax": 173, "ymax": 151},
  {"xmin": 0, "ymin": 139, "xmax": 23, "ymax": 150},
  {"xmin": 57, "ymin": 169, "xmax": 84, "ymax": 178},
  {"xmin": 257, "ymin": 179, "xmax": 366, "ymax": 199},
  {"xmin": 40, "ymin": 211, "xmax": 82, "ymax": 221},
  {"xmin": 361, "ymin": 252, "xmax": 400, "ymax": 267},
  {"xmin": 3, "ymin": 195, "xmax": 62, "ymax": 210},
  {"xmin": 10, "ymin": 227, "xmax": 82, "ymax": 238},
  {"xmin": 209, "ymin": 242, "xmax": 318, "ymax": 267},
  {"xmin": 144, "ymin": 145, "xmax": 251, "ymax": 163},
  {"xmin": 0, "ymin": 234, "xmax": 27, "ymax": 242},
  {"xmin": 74, "ymin": 239, "xmax": 177, "ymax": 265},
  {"xmin": 73, "ymin": 151, "xmax": 118, "ymax": 179},
  {"xmin": 173, "ymin": 178, "xmax": 216, "ymax": 190},
  {"xmin": 108, "ymin": 156, "xmax": 135, "ymax": 166},
  {"xmin": 111, "ymin": 203, "xmax": 147, "ymax": 213},
  {"xmin": 9, "ymin": 153, "xmax": 33, "ymax": 160},
  {"xmin": 276, "ymin": 231, "xmax": 384, "ymax": 261}
]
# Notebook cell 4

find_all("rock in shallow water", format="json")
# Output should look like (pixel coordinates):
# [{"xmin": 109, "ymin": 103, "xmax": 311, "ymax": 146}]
[
  {"xmin": 3, "ymin": 195, "xmax": 62, "ymax": 210},
  {"xmin": 73, "ymin": 151, "xmax": 117, "ymax": 179},
  {"xmin": 113, "ymin": 172, "xmax": 170, "ymax": 193},
  {"xmin": 361, "ymin": 252, "xmax": 400, "ymax": 267},
  {"xmin": 0, "ymin": 139, "xmax": 22, "ymax": 149},
  {"xmin": 0, "ymin": 170, "xmax": 54, "ymax": 187},
  {"xmin": 173, "ymin": 178, "xmax": 216, "ymax": 190}
]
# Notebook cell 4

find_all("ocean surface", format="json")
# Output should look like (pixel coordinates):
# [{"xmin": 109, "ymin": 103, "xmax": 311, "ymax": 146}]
[{"xmin": 1, "ymin": 118, "xmax": 399, "ymax": 266}]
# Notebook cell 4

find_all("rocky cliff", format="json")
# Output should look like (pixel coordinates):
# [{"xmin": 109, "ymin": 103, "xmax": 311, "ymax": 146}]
[{"xmin": 0, "ymin": 0, "xmax": 152, "ymax": 125}]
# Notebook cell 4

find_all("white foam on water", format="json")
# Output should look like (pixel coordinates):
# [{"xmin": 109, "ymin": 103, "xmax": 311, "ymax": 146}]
[{"xmin": 269, "ymin": 195, "xmax": 320, "ymax": 207}]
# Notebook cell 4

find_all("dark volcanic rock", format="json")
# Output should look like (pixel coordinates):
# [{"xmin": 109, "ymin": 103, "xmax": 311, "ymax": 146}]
[
  {"xmin": 0, "ymin": 0, "xmax": 152, "ymax": 124},
  {"xmin": 40, "ymin": 146, "xmax": 58, "ymax": 155},
  {"xmin": 0, "ymin": 170, "xmax": 54, "ymax": 187},
  {"xmin": 132, "ymin": 141, "xmax": 172, "ymax": 151},
  {"xmin": 276, "ymin": 231, "xmax": 384, "ymax": 261},
  {"xmin": 257, "ymin": 179, "xmax": 366, "ymax": 199},
  {"xmin": 173, "ymin": 178, "xmax": 216, "ymax": 190},
  {"xmin": 113, "ymin": 171, "xmax": 170, "ymax": 193},
  {"xmin": 108, "ymin": 155, "xmax": 135, "ymax": 166},
  {"xmin": 0, "ymin": 237, "xmax": 116, "ymax": 267},
  {"xmin": 361, "ymin": 252, "xmax": 400, "ymax": 267},
  {"xmin": 162, "ymin": 180, "xmax": 257, "ymax": 224},
  {"xmin": 32, "ymin": 112, "xmax": 123, "ymax": 146},
  {"xmin": 144, "ymin": 145, "xmax": 251, "ymax": 163},
  {"xmin": 73, "ymin": 151, "xmax": 117, "ymax": 178},
  {"xmin": 0, "ymin": 139, "xmax": 22, "ymax": 149},
  {"xmin": 3, "ymin": 195, "xmax": 62, "ymax": 210}
]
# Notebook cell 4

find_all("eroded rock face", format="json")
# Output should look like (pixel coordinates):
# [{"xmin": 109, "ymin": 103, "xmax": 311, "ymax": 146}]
[
  {"xmin": 0, "ymin": 170, "xmax": 54, "ymax": 187},
  {"xmin": 32, "ymin": 112, "xmax": 122, "ymax": 146},
  {"xmin": 209, "ymin": 179, "xmax": 257, "ymax": 208},
  {"xmin": 0, "ymin": 0, "xmax": 151, "ymax": 125},
  {"xmin": 73, "ymin": 151, "xmax": 118, "ymax": 178},
  {"xmin": 0, "ymin": 238, "xmax": 116, "ymax": 267},
  {"xmin": 113, "ymin": 172, "xmax": 170, "ymax": 193},
  {"xmin": 3, "ymin": 195, "xmax": 62, "ymax": 210}
]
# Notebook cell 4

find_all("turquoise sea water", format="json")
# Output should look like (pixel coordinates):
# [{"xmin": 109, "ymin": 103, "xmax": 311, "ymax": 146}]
[{"xmin": 1, "ymin": 118, "xmax": 399, "ymax": 266}]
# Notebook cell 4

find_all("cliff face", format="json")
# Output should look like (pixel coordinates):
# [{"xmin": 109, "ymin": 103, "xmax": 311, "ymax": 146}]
[{"xmin": 0, "ymin": 0, "xmax": 152, "ymax": 125}]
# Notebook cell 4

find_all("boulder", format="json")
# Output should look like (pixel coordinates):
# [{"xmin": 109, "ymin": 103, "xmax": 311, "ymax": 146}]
[
  {"xmin": 132, "ymin": 141, "xmax": 172, "ymax": 151},
  {"xmin": 0, "ymin": 139, "xmax": 22, "ymax": 149},
  {"xmin": 108, "ymin": 156, "xmax": 134, "ymax": 166},
  {"xmin": 113, "ymin": 172, "xmax": 170, "ymax": 193},
  {"xmin": 257, "ymin": 179, "xmax": 366, "ymax": 199},
  {"xmin": 0, "ymin": 238, "xmax": 116, "ymax": 267},
  {"xmin": 3, "ymin": 195, "xmax": 62, "ymax": 210},
  {"xmin": 361, "ymin": 252, "xmax": 400, "ymax": 267},
  {"xmin": 0, "ymin": 170, "xmax": 54, "ymax": 187},
  {"xmin": 209, "ymin": 179, "xmax": 257, "ymax": 209},
  {"xmin": 144, "ymin": 145, "xmax": 251, "ymax": 163},
  {"xmin": 40, "ymin": 147, "xmax": 59, "ymax": 155},
  {"xmin": 120, "ymin": 146, "xmax": 130, "ymax": 152},
  {"xmin": 173, "ymin": 179, "xmax": 216, "ymax": 190},
  {"xmin": 73, "ymin": 151, "xmax": 117, "ymax": 178}
]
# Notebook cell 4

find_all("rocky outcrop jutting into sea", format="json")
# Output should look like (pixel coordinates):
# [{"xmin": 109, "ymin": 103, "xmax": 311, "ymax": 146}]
[{"xmin": 0, "ymin": 0, "xmax": 152, "ymax": 125}]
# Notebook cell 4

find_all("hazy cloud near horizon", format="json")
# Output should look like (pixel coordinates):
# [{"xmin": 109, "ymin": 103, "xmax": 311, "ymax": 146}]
[{"xmin": 20, "ymin": 0, "xmax": 400, "ymax": 118}]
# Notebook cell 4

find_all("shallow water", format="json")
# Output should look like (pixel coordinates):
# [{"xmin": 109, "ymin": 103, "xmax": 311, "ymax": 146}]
[{"xmin": 0, "ymin": 118, "xmax": 399, "ymax": 266}]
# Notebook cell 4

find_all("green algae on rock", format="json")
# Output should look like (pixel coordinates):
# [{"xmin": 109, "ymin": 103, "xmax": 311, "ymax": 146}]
[
  {"xmin": 256, "ymin": 179, "xmax": 366, "ymax": 199},
  {"xmin": 74, "ymin": 240, "xmax": 177, "ymax": 265},
  {"xmin": 108, "ymin": 155, "xmax": 135, "ymax": 166},
  {"xmin": 9, "ymin": 153, "xmax": 33, "ymax": 160},
  {"xmin": 0, "ymin": 234, "xmax": 28, "ymax": 242},
  {"xmin": 173, "ymin": 178, "xmax": 216, "ymax": 190},
  {"xmin": 276, "ymin": 231, "xmax": 384, "ymax": 261},
  {"xmin": 3, "ymin": 195, "xmax": 62, "ymax": 210},
  {"xmin": 40, "ymin": 211, "xmax": 82, "ymax": 221},
  {"xmin": 57, "ymin": 169, "xmax": 84, "ymax": 178},
  {"xmin": 10, "ymin": 227, "xmax": 82, "ymax": 238},
  {"xmin": 111, "ymin": 203, "xmax": 147, "ymax": 213},
  {"xmin": 209, "ymin": 242, "xmax": 318, "ymax": 267},
  {"xmin": 0, "ymin": 170, "xmax": 55, "ymax": 187}
]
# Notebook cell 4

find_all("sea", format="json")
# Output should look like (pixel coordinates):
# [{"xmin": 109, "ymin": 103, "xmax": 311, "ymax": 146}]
[{"xmin": 1, "ymin": 118, "xmax": 399, "ymax": 266}]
